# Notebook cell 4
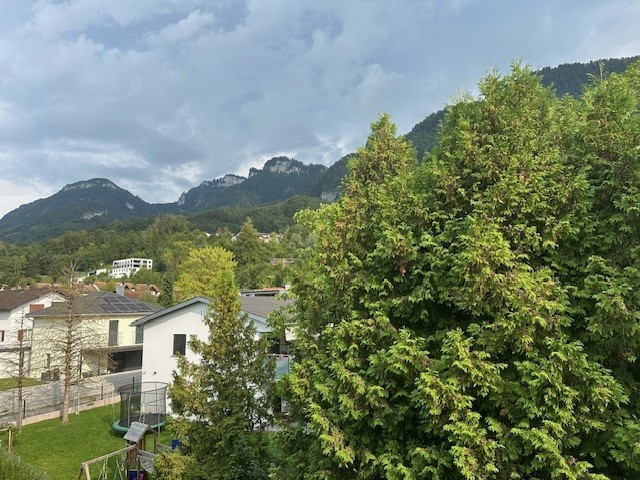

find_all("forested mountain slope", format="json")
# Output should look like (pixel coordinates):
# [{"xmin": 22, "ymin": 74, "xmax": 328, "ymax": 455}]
[{"xmin": 1, "ymin": 56, "xmax": 636, "ymax": 244}]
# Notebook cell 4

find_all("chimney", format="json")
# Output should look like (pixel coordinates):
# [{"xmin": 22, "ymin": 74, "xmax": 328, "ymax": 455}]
[
  {"xmin": 116, "ymin": 284, "xmax": 125, "ymax": 296},
  {"xmin": 29, "ymin": 304, "xmax": 45, "ymax": 313}
]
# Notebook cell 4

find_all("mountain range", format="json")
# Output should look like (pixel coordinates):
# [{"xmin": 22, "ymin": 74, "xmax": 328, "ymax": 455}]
[{"xmin": 1, "ymin": 56, "xmax": 638, "ymax": 244}]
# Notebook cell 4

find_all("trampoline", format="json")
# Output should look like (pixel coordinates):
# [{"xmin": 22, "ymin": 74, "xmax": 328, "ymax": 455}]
[{"xmin": 112, "ymin": 381, "xmax": 168, "ymax": 434}]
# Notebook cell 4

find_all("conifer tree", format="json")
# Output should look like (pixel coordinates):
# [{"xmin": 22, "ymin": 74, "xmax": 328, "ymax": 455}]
[
  {"xmin": 165, "ymin": 246, "xmax": 275, "ymax": 480},
  {"xmin": 279, "ymin": 63, "xmax": 640, "ymax": 479}
]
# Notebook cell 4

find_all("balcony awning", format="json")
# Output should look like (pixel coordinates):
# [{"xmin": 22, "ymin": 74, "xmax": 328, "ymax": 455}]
[{"xmin": 83, "ymin": 344, "xmax": 142, "ymax": 353}]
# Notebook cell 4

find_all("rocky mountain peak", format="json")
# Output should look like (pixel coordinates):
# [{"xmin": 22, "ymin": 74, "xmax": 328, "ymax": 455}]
[
  {"xmin": 61, "ymin": 178, "xmax": 118, "ymax": 192},
  {"xmin": 263, "ymin": 156, "xmax": 303, "ymax": 175},
  {"xmin": 216, "ymin": 174, "xmax": 246, "ymax": 187}
]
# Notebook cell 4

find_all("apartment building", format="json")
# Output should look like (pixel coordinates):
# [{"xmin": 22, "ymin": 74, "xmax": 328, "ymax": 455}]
[{"xmin": 110, "ymin": 258, "xmax": 153, "ymax": 279}]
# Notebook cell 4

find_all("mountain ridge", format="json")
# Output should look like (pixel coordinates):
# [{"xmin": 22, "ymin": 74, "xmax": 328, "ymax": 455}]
[{"xmin": 2, "ymin": 55, "xmax": 638, "ymax": 243}]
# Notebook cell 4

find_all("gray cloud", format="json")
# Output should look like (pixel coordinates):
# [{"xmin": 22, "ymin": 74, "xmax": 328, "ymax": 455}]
[{"xmin": 0, "ymin": 0, "xmax": 639, "ymax": 217}]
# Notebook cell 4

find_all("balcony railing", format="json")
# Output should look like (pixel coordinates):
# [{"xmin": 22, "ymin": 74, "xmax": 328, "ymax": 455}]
[{"xmin": 103, "ymin": 331, "xmax": 140, "ymax": 347}]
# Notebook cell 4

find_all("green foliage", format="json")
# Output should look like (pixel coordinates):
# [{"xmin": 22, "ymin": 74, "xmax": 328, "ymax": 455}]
[
  {"xmin": 168, "ymin": 251, "xmax": 275, "ymax": 480},
  {"xmin": 174, "ymin": 246, "xmax": 236, "ymax": 301},
  {"xmin": 403, "ymin": 56, "xmax": 639, "ymax": 164},
  {"xmin": 279, "ymin": 62, "xmax": 640, "ymax": 479},
  {"xmin": 404, "ymin": 109, "xmax": 446, "ymax": 162},
  {"xmin": 538, "ymin": 56, "xmax": 639, "ymax": 97},
  {"xmin": 188, "ymin": 196, "xmax": 322, "ymax": 235},
  {"xmin": 0, "ymin": 195, "xmax": 319, "ymax": 290},
  {"xmin": 232, "ymin": 220, "xmax": 270, "ymax": 289},
  {"xmin": 155, "ymin": 451, "xmax": 195, "ymax": 480},
  {"xmin": 0, "ymin": 448, "xmax": 51, "ymax": 480}
]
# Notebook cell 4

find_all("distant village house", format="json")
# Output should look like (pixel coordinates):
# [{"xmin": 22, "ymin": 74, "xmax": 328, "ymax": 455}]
[
  {"xmin": 0, "ymin": 288, "xmax": 66, "ymax": 377},
  {"xmin": 109, "ymin": 258, "xmax": 153, "ymax": 279}
]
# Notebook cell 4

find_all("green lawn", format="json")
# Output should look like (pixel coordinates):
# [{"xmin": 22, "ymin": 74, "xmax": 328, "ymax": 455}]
[
  {"xmin": 11, "ymin": 404, "xmax": 173, "ymax": 480},
  {"xmin": 0, "ymin": 378, "xmax": 45, "ymax": 391}
]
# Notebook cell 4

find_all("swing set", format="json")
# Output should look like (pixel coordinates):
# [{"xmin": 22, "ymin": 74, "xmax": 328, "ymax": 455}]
[{"xmin": 77, "ymin": 422, "xmax": 159, "ymax": 480}]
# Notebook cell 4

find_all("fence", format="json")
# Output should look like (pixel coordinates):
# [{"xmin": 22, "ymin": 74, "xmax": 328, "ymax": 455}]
[
  {"xmin": 0, "ymin": 370, "xmax": 141, "ymax": 425},
  {"xmin": 0, "ymin": 446, "xmax": 52, "ymax": 480}
]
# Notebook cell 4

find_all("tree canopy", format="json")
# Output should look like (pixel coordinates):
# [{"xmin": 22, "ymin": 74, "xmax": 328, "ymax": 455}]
[
  {"xmin": 279, "ymin": 61, "xmax": 640, "ymax": 479},
  {"xmin": 164, "ymin": 245, "xmax": 275, "ymax": 480},
  {"xmin": 173, "ymin": 246, "xmax": 236, "ymax": 302}
]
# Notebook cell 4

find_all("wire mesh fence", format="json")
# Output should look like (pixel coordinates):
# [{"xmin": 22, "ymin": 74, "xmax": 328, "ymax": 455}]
[{"xmin": 0, "ymin": 370, "xmax": 142, "ymax": 424}]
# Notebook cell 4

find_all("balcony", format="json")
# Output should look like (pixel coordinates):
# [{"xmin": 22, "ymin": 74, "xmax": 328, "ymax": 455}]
[{"xmin": 103, "ymin": 331, "xmax": 141, "ymax": 348}]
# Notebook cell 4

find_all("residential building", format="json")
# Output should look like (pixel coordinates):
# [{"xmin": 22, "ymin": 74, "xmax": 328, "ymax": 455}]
[
  {"xmin": 0, "ymin": 288, "xmax": 67, "ymax": 376},
  {"xmin": 28, "ymin": 292, "xmax": 161, "ymax": 380},
  {"xmin": 231, "ymin": 232, "xmax": 281, "ymax": 243},
  {"xmin": 131, "ymin": 295, "xmax": 293, "ymax": 391},
  {"xmin": 110, "ymin": 258, "xmax": 153, "ymax": 279},
  {"xmin": 87, "ymin": 268, "xmax": 108, "ymax": 277},
  {"xmin": 117, "ymin": 283, "xmax": 161, "ymax": 300},
  {"xmin": 240, "ymin": 287, "xmax": 287, "ymax": 297}
]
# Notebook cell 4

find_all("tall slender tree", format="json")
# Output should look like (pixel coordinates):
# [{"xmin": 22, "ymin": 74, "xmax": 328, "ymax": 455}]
[{"xmin": 162, "ymin": 246, "xmax": 275, "ymax": 480}]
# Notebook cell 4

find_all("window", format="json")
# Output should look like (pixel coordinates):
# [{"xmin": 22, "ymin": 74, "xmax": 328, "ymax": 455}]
[
  {"xmin": 135, "ymin": 325, "xmax": 144, "ymax": 344},
  {"xmin": 108, "ymin": 320, "xmax": 119, "ymax": 346},
  {"xmin": 46, "ymin": 354, "xmax": 51, "ymax": 369},
  {"xmin": 0, "ymin": 330, "xmax": 4, "ymax": 342},
  {"xmin": 173, "ymin": 334, "xmax": 186, "ymax": 356}
]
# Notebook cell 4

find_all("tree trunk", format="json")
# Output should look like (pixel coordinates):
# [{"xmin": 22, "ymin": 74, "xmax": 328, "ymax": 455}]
[
  {"xmin": 17, "ymin": 347, "xmax": 24, "ymax": 433},
  {"xmin": 62, "ymin": 372, "xmax": 71, "ymax": 424},
  {"xmin": 62, "ymin": 316, "xmax": 73, "ymax": 424}
]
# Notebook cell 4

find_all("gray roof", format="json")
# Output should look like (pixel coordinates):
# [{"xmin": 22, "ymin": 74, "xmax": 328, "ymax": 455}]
[
  {"xmin": 29, "ymin": 292, "xmax": 161, "ymax": 317},
  {"xmin": 131, "ymin": 297, "xmax": 209, "ymax": 327},
  {"xmin": 240, "ymin": 296, "xmax": 293, "ymax": 319},
  {"xmin": 0, "ymin": 288, "xmax": 64, "ymax": 312},
  {"xmin": 131, "ymin": 295, "xmax": 293, "ymax": 327}
]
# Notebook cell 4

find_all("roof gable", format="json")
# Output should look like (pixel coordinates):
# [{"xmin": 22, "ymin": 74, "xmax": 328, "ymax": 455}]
[
  {"xmin": 131, "ymin": 295, "xmax": 292, "ymax": 328},
  {"xmin": 131, "ymin": 297, "xmax": 210, "ymax": 326},
  {"xmin": 0, "ymin": 288, "xmax": 63, "ymax": 312}
]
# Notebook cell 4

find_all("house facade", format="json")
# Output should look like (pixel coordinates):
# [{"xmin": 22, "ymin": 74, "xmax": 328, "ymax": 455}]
[
  {"xmin": 0, "ymin": 288, "xmax": 67, "ymax": 377},
  {"xmin": 131, "ymin": 295, "xmax": 293, "ymax": 390},
  {"xmin": 28, "ymin": 292, "xmax": 161, "ymax": 380}
]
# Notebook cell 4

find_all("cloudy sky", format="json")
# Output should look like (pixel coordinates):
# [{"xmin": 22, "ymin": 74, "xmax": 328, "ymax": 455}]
[{"xmin": 0, "ymin": 0, "xmax": 639, "ymax": 216}]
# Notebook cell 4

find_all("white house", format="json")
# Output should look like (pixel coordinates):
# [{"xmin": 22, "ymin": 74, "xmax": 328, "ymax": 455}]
[
  {"xmin": 130, "ymin": 295, "xmax": 293, "ymax": 389},
  {"xmin": 0, "ymin": 288, "xmax": 67, "ymax": 377},
  {"xmin": 110, "ymin": 258, "xmax": 153, "ymax": 279},
  {"xmin": 28, "ymin": 292, "xmax": 161, "ymax": 380}
]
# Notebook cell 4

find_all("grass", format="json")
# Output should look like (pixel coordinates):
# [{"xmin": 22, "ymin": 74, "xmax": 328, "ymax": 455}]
[
  {"xmin": 10, "ymin": 404, "xmax": 173, "ymax": 480},
  {"xmin": 0, "ymin": 447, "xmax": 52, "ymax": 480},
  {"xmin": 0, "ymin": 378, "xmax": 46, "ymax": 391}
]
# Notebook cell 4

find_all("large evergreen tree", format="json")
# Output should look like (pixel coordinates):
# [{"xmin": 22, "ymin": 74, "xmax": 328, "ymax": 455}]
[
  {"xmin": 279, "ymin": 63, "xmax": 640, "ymax": 479},
  {"xmin": 164, "ymin": 246, "xmax": 275, "ymax": 480}
]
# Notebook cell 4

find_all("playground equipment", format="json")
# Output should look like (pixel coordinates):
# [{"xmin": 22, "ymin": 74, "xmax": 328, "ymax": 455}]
[
  {"xmin": 111, "ymin": 382, "xmax": 167, "ymax": 434},
  {"xmin": 78, "ymin": 422, "xmax": 159, "ymax": 480}
]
